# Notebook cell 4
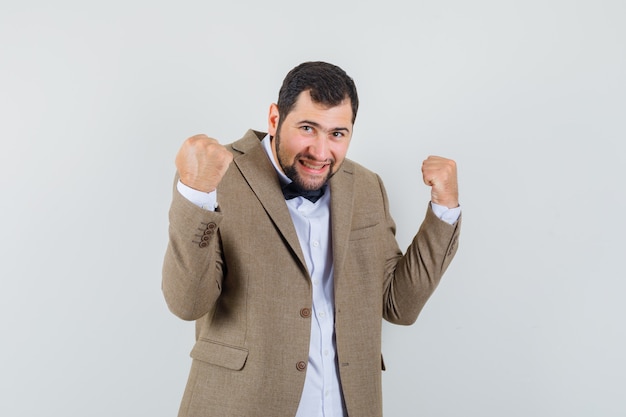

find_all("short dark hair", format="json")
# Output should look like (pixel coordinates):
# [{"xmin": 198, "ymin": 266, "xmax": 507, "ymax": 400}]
[{"xmin": 277, "ymin": 61, "xmax": 359, "ymax": 124}]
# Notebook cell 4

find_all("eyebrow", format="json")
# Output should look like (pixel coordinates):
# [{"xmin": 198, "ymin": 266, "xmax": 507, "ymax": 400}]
[{"xmin": 298, "ymin": 120, "xmax": 351, "ymax": 134}]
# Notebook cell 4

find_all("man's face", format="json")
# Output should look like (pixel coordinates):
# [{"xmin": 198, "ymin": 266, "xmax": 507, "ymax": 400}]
[{"xmin": 268, "ymin": 91, "xmax": 353, "ymax": 191}]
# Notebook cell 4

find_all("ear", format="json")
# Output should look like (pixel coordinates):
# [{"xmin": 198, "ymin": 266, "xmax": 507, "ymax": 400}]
[{"xmin": 268, "ymin": 103, "xmax": 279, "ymax": 136}]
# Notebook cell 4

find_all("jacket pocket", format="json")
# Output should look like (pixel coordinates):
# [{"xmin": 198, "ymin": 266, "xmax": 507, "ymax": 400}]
[
  {"xmin": 190, "ymin": 338, "xmax": 249, "ymax": 371},
  {"xmin": 349, "ymin": 222, "xmax": 380, "ymax": 241}
]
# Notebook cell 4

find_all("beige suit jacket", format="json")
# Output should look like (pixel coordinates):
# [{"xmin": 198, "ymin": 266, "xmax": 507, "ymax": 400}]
[{"xmin": 162, "ymin": 129, "xmax": 461, "ymax": 417}]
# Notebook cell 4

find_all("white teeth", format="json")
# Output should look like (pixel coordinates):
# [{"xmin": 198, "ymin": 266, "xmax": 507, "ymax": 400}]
[{"xmin": 302, "ymin": 161, "xmax": 325, "ymax": 170}]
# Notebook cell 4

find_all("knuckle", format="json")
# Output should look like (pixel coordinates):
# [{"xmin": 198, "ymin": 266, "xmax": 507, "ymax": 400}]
[{"xmin": 188, "ymin": 134, "xmax": 205, "ymax": 143}]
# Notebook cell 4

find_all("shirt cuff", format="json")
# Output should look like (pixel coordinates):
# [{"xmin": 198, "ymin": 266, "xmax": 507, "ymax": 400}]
[
  {"xmin": 176, "ymin": 180, "xmax": 218, "ymax": 211},
  {"xmin": 431, "ymin": 202, "xmax": 461, "ymax": 225}
]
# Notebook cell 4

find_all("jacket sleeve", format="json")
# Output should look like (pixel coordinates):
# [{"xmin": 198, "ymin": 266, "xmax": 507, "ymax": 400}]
[
  {"xmin": 162, "ymin": 175, "xmax": 226, "ymax": 321},
  {"xmin": 380, "ymin": 176, "xmax": 461, "ymax": 325}
]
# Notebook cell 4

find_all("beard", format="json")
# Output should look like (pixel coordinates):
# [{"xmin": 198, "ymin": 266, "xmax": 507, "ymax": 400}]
[{"xmin": 275, "ymin": 131, "xmax": 336, "ymax": 191}]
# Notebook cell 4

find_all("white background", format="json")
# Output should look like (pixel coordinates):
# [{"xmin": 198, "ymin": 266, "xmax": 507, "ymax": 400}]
[{"xmin": 1, "ymin": 1, "xmax": 625, "ymax": 416}]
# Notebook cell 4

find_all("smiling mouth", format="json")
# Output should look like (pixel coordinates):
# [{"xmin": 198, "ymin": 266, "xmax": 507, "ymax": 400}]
[{"xmin": 300, "ymin": 160, "xmax": 329, "ymax": 171}]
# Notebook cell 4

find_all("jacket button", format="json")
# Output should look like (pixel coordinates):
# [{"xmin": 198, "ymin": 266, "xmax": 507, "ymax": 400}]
[
  {"xmin": 207, "ymin": 222, "xmax": 217, "ymax": 230},
  {"xmin": 300, "ymin": 308, "xmax": 311, "ymax": 318},
  {"xmin": 296, "ymin": 361, "xmax": 307, "ymax": 371},
  {"xmin": 199, "ymin": 241, "xmax": 208, "ymax": 248}
]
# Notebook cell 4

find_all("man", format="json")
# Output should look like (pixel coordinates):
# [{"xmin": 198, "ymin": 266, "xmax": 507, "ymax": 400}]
[{"xmin": 162, "ymin": 61, "xmax": 461, "ymax": 417}]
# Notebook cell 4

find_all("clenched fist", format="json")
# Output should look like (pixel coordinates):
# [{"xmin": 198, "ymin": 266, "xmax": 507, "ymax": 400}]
[
  {"xmin": 175, "ymin": 134, "xmax": 234, "ymax": 193},
  {"xmin": 421, "ymin": 156, "xmax": 459, "ymax": 208}
]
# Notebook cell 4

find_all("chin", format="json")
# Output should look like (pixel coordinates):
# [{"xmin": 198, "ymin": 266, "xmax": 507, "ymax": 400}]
[
  {"xmin": 301, "ymin": 172, "xmax": 335, "ymax": 191},
  {"xmin": 292, "ymin": 174, "xmax": 324, "ymax": 191}
]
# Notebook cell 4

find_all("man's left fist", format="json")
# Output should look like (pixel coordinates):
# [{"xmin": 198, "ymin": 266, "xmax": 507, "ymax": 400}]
[{"xmin": 421, "ymin": 156, "xmax": 459, "ymax": 208}]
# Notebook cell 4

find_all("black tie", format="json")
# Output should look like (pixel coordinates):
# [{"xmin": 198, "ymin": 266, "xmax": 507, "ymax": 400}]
[{"xmin": 282, "ymin": 182, "xmax": 326, "ymax": 203}]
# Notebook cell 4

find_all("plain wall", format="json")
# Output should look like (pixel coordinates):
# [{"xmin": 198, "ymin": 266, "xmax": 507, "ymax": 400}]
[{"xmin": 1, "ymin": 1, "xmax": 624, "ymax": 416}]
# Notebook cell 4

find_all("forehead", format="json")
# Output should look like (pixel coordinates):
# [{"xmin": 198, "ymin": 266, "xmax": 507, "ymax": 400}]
[{"xmin": 286, "ymin": 91, "xmax": 353, "ymax": 126}]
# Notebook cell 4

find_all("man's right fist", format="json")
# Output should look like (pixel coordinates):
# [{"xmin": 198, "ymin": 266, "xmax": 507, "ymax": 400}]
[{"xmin": 175, "ymin": 134, "xmax": 233, "ymax": 193}]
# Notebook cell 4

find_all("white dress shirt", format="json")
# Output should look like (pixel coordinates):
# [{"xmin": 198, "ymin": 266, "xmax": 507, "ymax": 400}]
[{"xmin": 177, "ymin": 135, "xmax": 461, "ymax": 417}]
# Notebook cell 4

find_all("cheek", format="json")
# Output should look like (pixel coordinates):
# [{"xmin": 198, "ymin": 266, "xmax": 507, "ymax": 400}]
[
  {"xmin": 288, "ymin": 143, "xmax": 310, "ymax": 160},
  {"xmin": 331, "ymin": 143, "xmax": 350, "ymax": 162},
  {"xmin": 279, "ymin": 142, "xmax": 301, "ymax": 163}
]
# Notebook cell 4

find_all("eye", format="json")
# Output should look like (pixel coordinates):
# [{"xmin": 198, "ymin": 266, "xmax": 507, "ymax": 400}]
[
  {"xmin": 301, "ymin": 125, "xmax": 313, "ymax": 133},
  {"xmin": 332, "ymin": 131, "xmax": 345, "ymax": 139}
]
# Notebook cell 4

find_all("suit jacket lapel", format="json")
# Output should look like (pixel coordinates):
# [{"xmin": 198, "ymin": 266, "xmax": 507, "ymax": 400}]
[
  {"xmin": 329, "ymin": 160, "xmax": 355, "ymax": 282},
  {"xmin": 231, "ymin": 131, "xmax": 308, "ymax": 272}
]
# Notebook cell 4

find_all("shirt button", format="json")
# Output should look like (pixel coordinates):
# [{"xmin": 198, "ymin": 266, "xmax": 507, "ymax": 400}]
[
  {"xmin": 300, "ymin": 308, "xmax": 311, "ymax": 318},
  {"xmin": 312, "ymin": 241, "xmax": 319, "ymax": 247},
  {"xmin": 296, "ymin": 361, "xmax": 307, "ymax": 371}
]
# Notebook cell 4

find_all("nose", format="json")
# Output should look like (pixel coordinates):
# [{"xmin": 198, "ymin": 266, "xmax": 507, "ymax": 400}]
[{"xmin": 308, "ymin": 135, "xmax": 330, "ymax": 161}]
